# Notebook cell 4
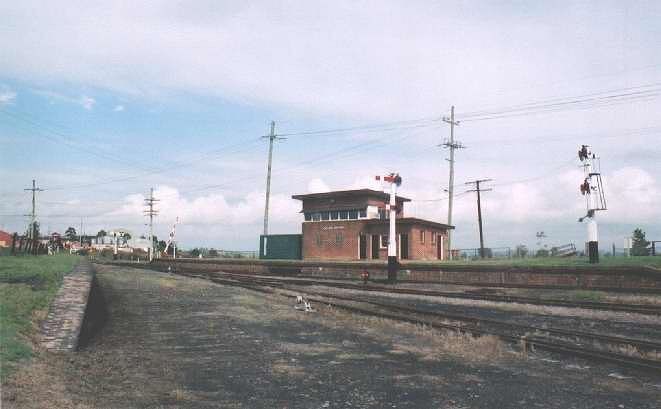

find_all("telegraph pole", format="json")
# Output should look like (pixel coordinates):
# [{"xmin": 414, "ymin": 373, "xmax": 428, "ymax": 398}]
[
  {"xmin": 466, "ymin": 179, "xmax": 492, "ymax": 259},
  {"xmin": 24, "ymin": 179, "xmax": 44, "ymax": 240},
  {"xmin": 262, "ymin": 121, "xmax": 286, "ymax": 236},
  {"xmin": 442, "ymin": 106, "xmax": 464, "ymax": 259},
  {"xmin": 143, "ymin": 188, "xmax": 160, "ymax": 262}
]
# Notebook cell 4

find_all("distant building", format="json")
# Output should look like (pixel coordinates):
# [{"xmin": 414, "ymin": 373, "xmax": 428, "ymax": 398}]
[
  {"xmin": 291, "ymin": 189, "xmax": 453, "ymax": 261},
  {"xmin": 0, "ymin": 230, "xmax": 13, "ymax": 247}
]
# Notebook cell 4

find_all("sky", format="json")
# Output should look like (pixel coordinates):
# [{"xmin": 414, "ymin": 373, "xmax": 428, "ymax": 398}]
[{"xmin": 1, "ymin": 0, "xmax": 660, "ymax": 252}]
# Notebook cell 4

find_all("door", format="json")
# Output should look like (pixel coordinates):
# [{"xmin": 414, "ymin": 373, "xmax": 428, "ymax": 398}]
[
  {"xmin": 371, "ymin": 235, "xmax": 380, "ymax": 259},
  {"xmin": 359, "ymin": 235, "xmax": 367, "ymax": 259},
  {"xmin": 400, "ymin": 233, "xmax": 409, "ymax": 259}
]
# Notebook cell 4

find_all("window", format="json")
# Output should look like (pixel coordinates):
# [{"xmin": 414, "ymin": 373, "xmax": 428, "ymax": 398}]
[
  {"xmin": 420, "ymin": 230, "xmax": 425, "ymax": 244},
  {"xmin": 348, "ymin": 209, "xmax": 358, "ymax": 219},
  {"xmin": 335, "ymin": 233, "xmax": 343, "ymax": 244},
  {"xmin": 321, "ymin": 211, "xmax": 330, "ymax": 221},
  {"xmin": 304, "ymin": 213, "xmax": 312, "ymax": 221},
  {"xmin": 330, "ymin": 211, "xmax": 339, "ymax": 220},
  {"xmin": 312, "ymin": 213, "xmax": 321, "ymax": 221},
  {"xmin": 380, "ymin": 235, "xmax": 388, "ymax": 249},
  {"xmin": 339, "ymin": 210, "xmax": 348, "ymax": 220},
  {"xmin": 431, "ymin": 231, "xmax": 437, "ymax": 244},
  {"xmin": 378, "ymin": 208, "xmax": 386, "ymax": 220},
  {"xmin": 359, "ymin": 209, "xmax": 367, "ymax": 218}
]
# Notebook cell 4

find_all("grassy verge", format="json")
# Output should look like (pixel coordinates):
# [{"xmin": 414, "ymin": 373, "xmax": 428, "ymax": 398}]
[
  {"xmin": 0, "ymin": 254, "xmax": 80, "ymax": 380},
  {"xmin": 402, "ymin": 255, "xmax": 661, "ymax": 268}
]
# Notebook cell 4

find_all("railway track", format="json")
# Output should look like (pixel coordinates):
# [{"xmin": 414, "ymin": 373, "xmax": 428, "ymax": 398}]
[
  {"xmin": 180, "ymin": 270, "xmax": 661, "ymax": 372},
  {"xmin": 196, "ymin": 271, "xmax": 661, "ymax": 316}
]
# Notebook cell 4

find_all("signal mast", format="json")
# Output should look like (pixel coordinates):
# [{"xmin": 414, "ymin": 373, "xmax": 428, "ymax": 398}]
[
  {"xmin": 376, "ymin": 173, "xmax": 402, "ymax": 282},
  {"xmin": 577, "ymin": 145, "xmax": 607, "ymax": 263},
  {"xmin": 163, "ymin": 217, "xmax": 179, "ymax": 259}
]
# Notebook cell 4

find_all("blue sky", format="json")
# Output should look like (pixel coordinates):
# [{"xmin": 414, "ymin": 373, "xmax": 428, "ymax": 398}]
[{"xmin": 1, "ymin": 1, "xmax": 660, "ymax": 251}]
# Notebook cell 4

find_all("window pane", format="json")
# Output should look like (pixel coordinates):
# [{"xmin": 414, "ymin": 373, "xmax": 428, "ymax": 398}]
[
  {"xmin": 339, "ymin": 210, "xmax": 348, "ymax": 219},
  {"xmin": 321, "ymin": 211, "xmax": 330, "ymax": 220},
  {"xmin": 312, "ymin": 213, "xmax": 321, "ymax": 221},
  {"xmin": 348, "ymin": 210, "xmax": 358, "ymax": 219},
  {"xmin": 304, "ymin": 213, "xmax": 312, "ymax": 221},
  {"xmin": 331, "ymin": 211, "xmax": 339, "ymax": 220},
  {"xmin": 336, "ymin": 233, "xmax": 343, "ymax": 244},
  {"xmin": 359, "ymin": 209, "xmax": 367, "ymax": 218}
]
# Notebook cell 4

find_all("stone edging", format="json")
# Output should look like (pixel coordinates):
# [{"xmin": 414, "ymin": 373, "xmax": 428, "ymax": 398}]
[{"xmin": 40, "ymin": 259, "xmax": 94, "ymax": 352}]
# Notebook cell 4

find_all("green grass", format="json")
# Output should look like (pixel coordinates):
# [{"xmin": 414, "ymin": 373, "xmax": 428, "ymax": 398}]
[
  {"xmin": 0, "ymin": 254, "xmax": 80, "ymax": 380},
  {"xmin": 403, "ymin": 255, "xmax": 661, "ymax": 269}
]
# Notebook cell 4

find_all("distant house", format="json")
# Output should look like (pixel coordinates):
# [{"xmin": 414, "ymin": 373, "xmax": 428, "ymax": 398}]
[{"xmin": 0, "ymin": 230, "xmax": 13, "ymax": 248}]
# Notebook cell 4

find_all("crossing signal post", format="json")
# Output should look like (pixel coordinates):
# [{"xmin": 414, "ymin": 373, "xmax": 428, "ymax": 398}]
[
  {"xmin": 577, "ymin": 145, "xmax": 607, "ymax": 264},
  {"xmin": 376, "ymin": 173, "xmax": 402, "ymax": 282}
]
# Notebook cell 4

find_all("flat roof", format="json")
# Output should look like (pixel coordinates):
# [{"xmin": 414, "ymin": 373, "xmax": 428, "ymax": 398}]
[{"xmin": 292, "ymin": 189, "xmax": 411, "ymax": 202}]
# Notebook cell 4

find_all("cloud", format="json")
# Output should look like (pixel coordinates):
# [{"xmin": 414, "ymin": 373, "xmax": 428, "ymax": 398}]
[
  {"xmin": 79, "ymin": 95, "xmax": 95, "ymax": 110},
  {"xmin": 0, "ymin": 87, "xmax": 16, "ymax": 105},
  {"xmin": 307, "ymin": 178, "xmax": 330, "ymax": 193},
  {"xmin": 3, "ymin": 2, "xmax": 660, "ymax": 120},
  {"xmin": 33, "ymin": 89, "xmax": 95, "ymax": 110},
  {"xmin": 113, "ymin": 104, "xmax": 124, "ymax": 112}
]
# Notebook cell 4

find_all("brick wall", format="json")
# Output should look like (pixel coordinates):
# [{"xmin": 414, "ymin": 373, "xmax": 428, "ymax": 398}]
[{"xmin": 302, "ymin": 220, "xmax": 367, "ymax": 260}]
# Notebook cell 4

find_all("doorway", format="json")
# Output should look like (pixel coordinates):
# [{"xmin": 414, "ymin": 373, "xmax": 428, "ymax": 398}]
[
  {"xmin": 400, "ymin": 233, "xmax": 409, "ymax": 259},
  {"xmin": 371, "ymin": 235, "xmax": 380, "ymax": 259},
  {"xmin": 359, "ymin": 235, "xmax": 367, "ymax": 259}
]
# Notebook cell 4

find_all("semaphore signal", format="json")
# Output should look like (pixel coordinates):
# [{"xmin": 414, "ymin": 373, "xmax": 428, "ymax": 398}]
[{"xmin": 577, "ymin": 145, "xmax": 607, "ymax": 264}]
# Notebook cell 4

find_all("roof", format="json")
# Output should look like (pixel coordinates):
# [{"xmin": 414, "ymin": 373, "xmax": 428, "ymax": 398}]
[
  {"xmin": 365, "ymin": 217, "xmax": 454, "ymax": 230},
  {"xmin": 292, "ymin": 189, "xmax": 411, "ymax": 203}
]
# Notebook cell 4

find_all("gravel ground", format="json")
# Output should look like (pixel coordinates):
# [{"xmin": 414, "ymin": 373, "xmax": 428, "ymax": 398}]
[
  {"xmin": 297, "ymin": 284, "xmax": 661, "ymax": 343},
  {"xmin": 3, "ymin": 264, "xmax": 661, "ymax": 409}
]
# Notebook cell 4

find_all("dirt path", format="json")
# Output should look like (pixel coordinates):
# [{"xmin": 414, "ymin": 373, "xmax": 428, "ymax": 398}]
[{"xmin": 3, "ymin": 265, "xmax": 661, "ymax": 408}]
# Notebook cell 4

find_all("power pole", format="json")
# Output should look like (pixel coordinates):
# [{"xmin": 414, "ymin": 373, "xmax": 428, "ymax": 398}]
[
  {"xmin": 80, "ymin": 217, "xmax": 83, "ymax": 248},
  {"xmin": 441, "ymin": 106, "xmax": 464, "ymax": 260},
  {"xmin": 262, "ymin": 121, "xmax": 286, "ymax": 237},
  {"xmin": 466, "ymin": 179, "xmax": 493, "ymax": 259},
  {"xmin": 143, "ymin": 188, "xmax": 159, "ymax": 262},
  {"xmin": 24, "ymin": 179, "xmax": 44, "ymax": 240}
]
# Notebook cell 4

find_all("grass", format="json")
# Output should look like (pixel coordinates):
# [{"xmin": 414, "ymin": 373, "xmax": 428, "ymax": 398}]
[
  {"xmin": 0, "ymin": 254, "xmax": 80, "ymax": 380},
  {"xmin": 403, "ymin": 255, "xmax": 661, "ymax": 269}
]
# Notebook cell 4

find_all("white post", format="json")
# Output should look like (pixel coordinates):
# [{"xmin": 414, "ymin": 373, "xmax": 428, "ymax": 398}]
[{"xmin": 388, "ymin": 180, "xmax": 397, "ymax": 259}]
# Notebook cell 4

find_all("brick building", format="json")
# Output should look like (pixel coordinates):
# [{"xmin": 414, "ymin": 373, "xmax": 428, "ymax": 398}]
[{"xmin": 292, "ymin": 189, "xmax": 453, "ymax": 261}]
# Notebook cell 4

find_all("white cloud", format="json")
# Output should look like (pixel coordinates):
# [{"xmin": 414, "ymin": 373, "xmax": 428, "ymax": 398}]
[
  {"xmin": 79, "ymin": 95, "xmax": 95, "ymax": 110},
  {"xmin": 0, "ymin": 88, "xmax": 16, "ymax": 105},
  {"xmin": 307, "ymin": 178, "xmax": 330, "ymax": 193},
  {"xmin": 113, "ymin": 104, "xmax": 124, "ymax": 112},
  {"xmin": 32, "ymin": 89, "xmax": 95, "ymax": 110}
]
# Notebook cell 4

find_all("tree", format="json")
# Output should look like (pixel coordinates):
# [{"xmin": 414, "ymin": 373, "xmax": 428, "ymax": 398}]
[
  {"xmin": 65, "ymin": 226, "xmax": 77, "ymax": 241},
  {"xmin": 97, "ymin": 230, "xmax": 107, "ymax": 238},
  {"xmin": 123, "ymin": 233, "xmax": 132, "ymax": 242},
  {"xmin": 190, "ymin": 248, "xmax": 200, "ymax": 257},
  {"xmin": 631, "ymin": 228, "xmax": 650, "ymax": 256},
  {"xmin": 515, "ymin": 244, "xmax": 528, "ymax": 258},
  {"xmin": 157, "ymin": 240, "xmax": 167, "ymax": 252},
  {"xmin": 535, "ymin": 248, "xmax": 550, "ymax": 258}
]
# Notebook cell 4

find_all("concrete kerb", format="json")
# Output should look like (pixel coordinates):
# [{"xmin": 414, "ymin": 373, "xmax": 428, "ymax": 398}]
[{"xmin": 40, "ymin": 259, "xmax": 95, "ymax": 352}]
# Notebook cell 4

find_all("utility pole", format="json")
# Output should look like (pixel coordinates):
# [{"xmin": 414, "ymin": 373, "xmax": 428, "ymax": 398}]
[
  {"xmin": 24, "ymin": 179, "xmax": 44, "ymax": 241},
  {"xmin": 262, "ymin": 121, "xmax": 286, "ymax": 237},
  {"xmin": 80, "ymin": 217, "xmax": 83, "ymax": 248},
  {"xmin": 466, "ymin": 179, "xmax": 493, "ymax": 259},
  {"xmin": 143, "ymin": 188, "xmax": 159, "ymax": 262},
  {"xmin": 441, "ymin": 106, "xmax": 464, "ymax": 260}
]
